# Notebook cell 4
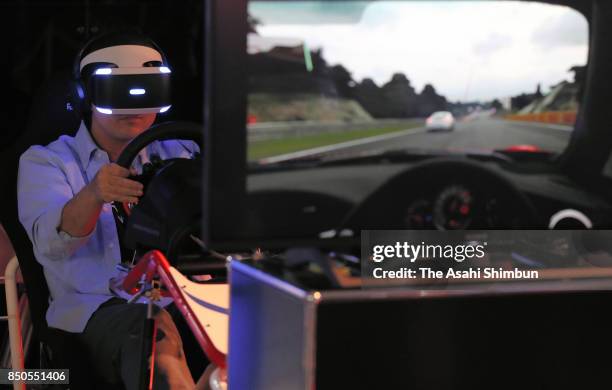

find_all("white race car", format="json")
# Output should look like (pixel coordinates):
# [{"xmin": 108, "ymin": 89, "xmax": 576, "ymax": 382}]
[{"xmin": 426, "ymin": 111, "xmax": 455, "ymax": 131}]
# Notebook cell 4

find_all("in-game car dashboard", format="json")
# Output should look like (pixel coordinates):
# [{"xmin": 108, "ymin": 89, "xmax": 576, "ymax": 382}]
[{"xmin": 246, "ymin": 155, "xmax": 612, "ymax": 239}]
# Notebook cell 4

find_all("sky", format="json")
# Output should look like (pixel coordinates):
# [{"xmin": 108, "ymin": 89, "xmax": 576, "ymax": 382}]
[{"xmin": 249, "ymin": 1, "xmax": 589, "ymax": 102}]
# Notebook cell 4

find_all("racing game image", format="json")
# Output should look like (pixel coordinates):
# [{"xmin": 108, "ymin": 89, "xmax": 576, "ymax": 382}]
[{"xmin": 2, "ymin": 0, "xmax": 612, "ymax": 389}]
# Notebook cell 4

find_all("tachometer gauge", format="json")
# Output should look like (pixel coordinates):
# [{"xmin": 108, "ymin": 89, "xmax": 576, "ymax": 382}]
[
  {"xmin": 433, "ymin": 185, "xmax": 473, "ymax": 230},
  {"xmin": 404, "ymin": 199, "xmax": 433, "ymax": 228}
]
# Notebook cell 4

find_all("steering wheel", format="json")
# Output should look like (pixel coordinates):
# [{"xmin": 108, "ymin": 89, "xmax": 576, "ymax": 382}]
[
  {"xmin": 339, "ymin": 158, "xmax": 540, "ymax": 231},
  {"xmin": 113, "ymin": 121, "xmax": 203, "ymax": 225}
]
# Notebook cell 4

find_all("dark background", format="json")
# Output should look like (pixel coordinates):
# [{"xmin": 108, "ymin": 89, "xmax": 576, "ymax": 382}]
[{"xmin": 0, "ymin": 0, "xmax": 205, "ymax": 150}]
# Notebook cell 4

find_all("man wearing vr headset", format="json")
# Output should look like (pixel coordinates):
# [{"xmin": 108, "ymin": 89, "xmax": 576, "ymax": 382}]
[{"xmin": 17, "ymin": 32, "xmax": 208, "ymax": 389}]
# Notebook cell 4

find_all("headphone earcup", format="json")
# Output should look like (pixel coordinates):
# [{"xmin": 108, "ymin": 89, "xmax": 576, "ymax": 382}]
[
  {"xmin": 76, "ymin": 79, "xmax": 88, "ymax": 113},
  {"xmin": 65, "ymin": 78, "xmax": 89, "ymax": 120}
]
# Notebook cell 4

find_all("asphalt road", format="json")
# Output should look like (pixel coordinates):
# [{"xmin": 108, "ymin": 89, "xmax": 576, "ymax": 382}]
[{"xmin": 317, "ymin": 118, "xmax": 572, "ymax": 158}]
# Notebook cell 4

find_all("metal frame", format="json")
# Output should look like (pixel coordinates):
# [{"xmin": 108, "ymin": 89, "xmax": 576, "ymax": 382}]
[{"xmin": 121, "ymin": 250, "xmax": 227, "ymax": 368}]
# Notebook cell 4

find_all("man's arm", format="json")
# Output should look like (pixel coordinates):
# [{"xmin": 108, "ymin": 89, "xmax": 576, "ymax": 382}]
[
  {"xmin": 59, "ymin": 163, "xmax": 143, "ymax": 237},
  {"xmin": 18, "ymin": 148, "xmax": 144, "ymax": 260}
]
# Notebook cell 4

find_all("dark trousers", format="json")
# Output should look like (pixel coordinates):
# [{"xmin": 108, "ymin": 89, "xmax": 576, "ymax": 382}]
[{"xmin": 77, "ymin": 297, "xmax": 209, "ymax": 389}]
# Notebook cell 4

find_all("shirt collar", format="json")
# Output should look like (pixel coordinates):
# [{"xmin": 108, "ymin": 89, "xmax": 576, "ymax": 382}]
[{"xmin": 74, "ymin": 122, "xmax": 103, "ymax": 170}]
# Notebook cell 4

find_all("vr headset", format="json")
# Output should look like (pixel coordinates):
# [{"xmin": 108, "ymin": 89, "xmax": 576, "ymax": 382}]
[{"xmin": 76, "ymin": 41, "xmax": 172, "ymax": 115}]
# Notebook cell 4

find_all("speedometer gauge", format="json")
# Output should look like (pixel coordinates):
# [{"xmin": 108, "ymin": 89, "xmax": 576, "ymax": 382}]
[{"xmin": 433, "ymin": 185, "xmax": 473, "ymax": 230}]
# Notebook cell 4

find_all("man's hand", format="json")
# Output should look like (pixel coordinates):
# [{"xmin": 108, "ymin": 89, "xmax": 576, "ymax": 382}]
[
  {"xmin": 89, "ymin": 163, "xmax": 144, "ymax": 204},
  {"xmin": 59, "ymin": 164, "xmax": 143, "ymax": 237}
]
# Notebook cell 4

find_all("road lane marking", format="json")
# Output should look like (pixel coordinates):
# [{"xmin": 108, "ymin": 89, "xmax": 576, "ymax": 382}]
[{"xmin": 260, "ymin": 127, "xmax": 428, "ymax": 163}]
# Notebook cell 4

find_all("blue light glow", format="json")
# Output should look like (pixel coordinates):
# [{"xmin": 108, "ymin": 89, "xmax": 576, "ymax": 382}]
[
  {"xmin": 159, "ymin": 105, "xmax": 171, "ymax": 113},
  {"xmin": 95, "ymin": 68, "xmax": 112, "ymax": 75},
  {"xmin": 159, "ymin": 67, "xmax": 171, "ymax": 74},
  {"xmin": 129, "ymin": 88, "xmax": 146, "ymax": 95},
  {"xmin": 95, "ymin": 107, "xmax": 113, "ymax": 115}
]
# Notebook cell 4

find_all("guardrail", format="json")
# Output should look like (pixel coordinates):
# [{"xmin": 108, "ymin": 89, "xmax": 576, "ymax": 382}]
[
  {"xmin": 505, "ymin": 111, "xmax": 577, "ymax": 125},
  {"xmin": 247, "ymin": 119, "xmax": 423, "ymax": 142}
]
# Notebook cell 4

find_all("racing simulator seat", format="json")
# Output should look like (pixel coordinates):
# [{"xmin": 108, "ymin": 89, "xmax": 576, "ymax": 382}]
[{"xmin": 0, "ymin": 69, "xmax": 123, "ymax": 389}]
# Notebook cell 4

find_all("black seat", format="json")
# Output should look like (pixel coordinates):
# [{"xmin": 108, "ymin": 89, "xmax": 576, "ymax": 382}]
[{"xmin": 0, "ymin": 70, "xmax": 122, "ymax": 389}]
